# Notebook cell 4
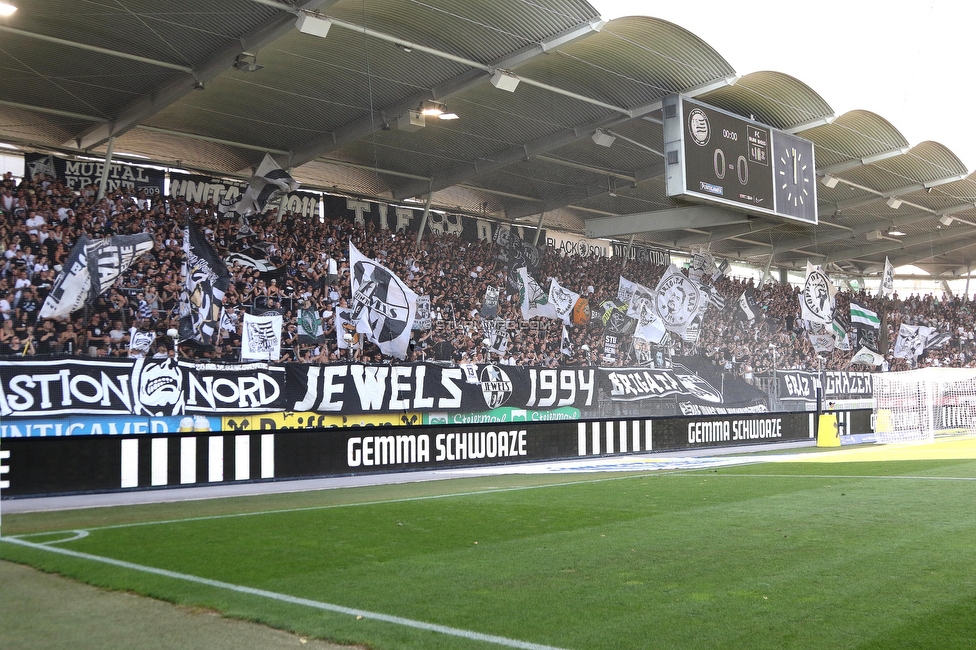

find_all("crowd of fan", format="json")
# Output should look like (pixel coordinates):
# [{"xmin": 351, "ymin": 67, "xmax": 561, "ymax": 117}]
[{"xmin": 2, "ymin": 171, "xmax": 976, "ymax": 378}]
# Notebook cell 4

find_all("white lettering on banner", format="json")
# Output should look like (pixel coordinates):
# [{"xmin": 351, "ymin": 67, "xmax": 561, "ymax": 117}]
[
  {"xmin": 606, "ymin": 369, "xmax": 683, "ymax": 399},
  {"xmin": 0, "ymin": 370, "xmax": 132, "ymax": 414},
  {"xmin": 782, "ymin": 373, "xmax": 812, "ymax": 398},
  {"xmin": 732, "ymin": 418, "xmax": 782, "ymax": 441},
  {"xmin": 824, "ymin": 372, "xmax": 872, "ymax": 397},
  {"xmin": 185, "ymin": 372, "xmax": 281, "ymax": 411},
  {"xmin": 64, "ymin": 161, "xmax": 151, "ymax": 183},
  {"xmin": 687, "ymin": 421, "xmax": 730, "ymax": 443},
  {"xmin": 526, "ymin": 369, "xmax": 595, "ymax": 408},
  {"xmin": 295, "ymin": 365, "xmax": 463, "ymax": 412},
  {"xmin": 1, "ymin": 422, "xmax": 84, "ymax": 437},
  {"xmin": 434, "ymin": 430, "xmax": 527, "ymax": 462},
  {"xmin": 170, "ymin": 178, "xmax": 241, "ymax": 205},
  {"xmin": 426, "ymin": 211, "xmax": 463, "ymax": 236},
  {"xmin": 687, "ymin": 418, "xmax": 783, "ymax": 444},
  {"xmin": 347, "ymin": 199, "xmax": 371, "ymax": 226},
  {"xmin": 347, "ymin": 434, "xmax": 431, "ymax": 467},
  {"xmin": 278, "ymin": 193, "xmax": 318, "ymax": 218}
]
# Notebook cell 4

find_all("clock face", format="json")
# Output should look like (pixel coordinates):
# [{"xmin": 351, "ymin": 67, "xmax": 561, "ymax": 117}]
[{"xmin": 774, "ymin": 137, "xmax": 816, "ymax": 220}]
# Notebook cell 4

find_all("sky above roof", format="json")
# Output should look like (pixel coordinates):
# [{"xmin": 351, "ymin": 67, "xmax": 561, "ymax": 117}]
[{"xmin": 592, "ymin": 0, "xmax": 976, "ymax": 173}]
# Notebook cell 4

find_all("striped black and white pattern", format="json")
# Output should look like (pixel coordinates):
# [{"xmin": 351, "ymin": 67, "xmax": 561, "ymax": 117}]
[{"xmin": 120, "ymin": 434, "xmax": 274, "ymax": 489}]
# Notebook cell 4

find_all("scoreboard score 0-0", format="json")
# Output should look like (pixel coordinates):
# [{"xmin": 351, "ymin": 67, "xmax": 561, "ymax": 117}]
[{"xmin": 663, "ymin": 94, "xmax": 818, "ymax": 225}]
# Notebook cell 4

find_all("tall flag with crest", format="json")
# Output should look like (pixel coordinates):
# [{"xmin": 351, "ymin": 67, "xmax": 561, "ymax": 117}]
[
  {"xmin": 548, "ymin": 279, "xmax": 581, "ymax": 325},
  {"xmin": 349, "ymin": 241, "xmax": 417, "ymax": 360},
  {"xmin": 219, "ymin": 153, "xmax": 300, "ymax": 220},
  {"xmin": 653, "ymin": 264, "xmax": 707, "ymax": 335},
  {"xmin": 800, "ymin": 261, "xmax": 835, "ymax": 325},
  {"xmin": 516, "ymin": 266, "xmax": 557, "ymax": 320},
  {"xmin": 738, "ymin": 287, "xmax": 758, "ymax": 324},
  {"xmin": 179, "ymin": 220, "xmax": 230, "ymax": 348},
  {"xmin": 850, "ymin": 301, "xmax": 881, "ymax": 352},
  {"xmin": 878, "ymin": 257, "xmax": 895, "ymax": 298}
]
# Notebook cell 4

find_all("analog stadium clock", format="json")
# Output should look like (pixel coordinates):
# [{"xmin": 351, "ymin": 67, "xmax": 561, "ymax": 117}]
[{"xmin": 772, "ymin": 134, "xmax": 817, "ymax": 222}]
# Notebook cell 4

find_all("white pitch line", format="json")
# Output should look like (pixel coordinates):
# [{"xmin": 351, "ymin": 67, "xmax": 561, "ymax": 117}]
[{"xmin": 0, "ymin": 535, "xmax": 570, "ymax": 650}]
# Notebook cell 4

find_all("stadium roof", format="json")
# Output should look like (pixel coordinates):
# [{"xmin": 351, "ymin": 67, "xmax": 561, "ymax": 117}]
[{"xmin": 3, "ymin": 0, "xmax": 976, "ymax": 280}]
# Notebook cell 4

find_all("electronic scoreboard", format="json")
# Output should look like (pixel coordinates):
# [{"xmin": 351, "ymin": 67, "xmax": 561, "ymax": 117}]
[{"xmin": 663, "ymin": 94, "xmax": 818, "ymax": 224}]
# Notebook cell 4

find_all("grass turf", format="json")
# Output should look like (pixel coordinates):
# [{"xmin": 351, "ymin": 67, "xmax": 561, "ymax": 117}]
[{"xmin": 2, "ymin": 461, "xmax": 976, "ymax": 649}]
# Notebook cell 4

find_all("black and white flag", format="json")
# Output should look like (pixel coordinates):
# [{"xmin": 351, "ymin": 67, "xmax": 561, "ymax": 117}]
[
  {"xmin": 800, "ymin": 261, "xmax": 835, "ymax": 325},
  {"xmin": 548, "ymin": 279, "xmax": 580, "ymax": 325},
  {"xmin": 219, "ymin": 153, "xmax": 300, "ymax": 219},
  {"xmin": 349, "ymin": 241, "xmax": 418, "ymax": 360},
  {"xmin": 225, "ymin": 251, "xmax": 278, "ymax": 273},
  {"xmin": 39, "ymin": 234, "xmax": 154, "ymax": 319},
  {"xmin": 179, "ymin": 220, "xmax": 230, "ymax": 348},
  {"xmin": 560, "ymin": 324, "xmax": 574, "ymax": 357},
  {"xmin": 738, "ymin": 287, "xmax": 758, "ymax": 323},
  {"xmin": 480, "ymin": 285, "xmax": 500, "ymax": 319},
  {"xmin": 653, "ymin": 264, "xmax": 706, "ymax": 335},
  {"xmin": 878, "ymin": 256, "xmax": 895, "ymax": 298},
  {"xmin": 241, "ymin": 312, "xmax": 282, "ymax": 361},
  {"xmin": 893, "ymin": 324, "xmax": 930, "ymax": 360}
]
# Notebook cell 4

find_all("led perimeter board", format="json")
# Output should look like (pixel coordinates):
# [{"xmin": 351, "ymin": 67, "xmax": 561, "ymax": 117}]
[{"xmin": 663, "ymin": 94, "xmax": 818, "ymax": 225}]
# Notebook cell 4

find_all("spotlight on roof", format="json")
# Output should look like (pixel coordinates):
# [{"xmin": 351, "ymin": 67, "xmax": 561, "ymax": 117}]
[
  {"xmin": 296, "ymin": 13, "xmax": 332, "ymax": 39},
  {"xmin": 939, "ymin": 215, "xmax": 954, "ymax": 227},
  {"xmin": 0, "ymin": 3, "xmax": 17, "ymax": 18},
  {"xmin": 417, "ymin": 101, "xmax": 457, "ymax": 120},
  {"xmin": 885, "ymin": 197, "xmax": 903, "ymax": 209},
  {"xmin": 233, "ymin": 53, "xmax": 263, "ymax": 73},
  {"xmin": 591, "ymin": 129, "xmax": 616, "ymax": 147},
  {"xmin": 490, "ymin": 69, "xmax": 520, "ymax": 92},
  {"xmin": 821, "ymin": 174, "xmax": 839, "ymax": 188}
]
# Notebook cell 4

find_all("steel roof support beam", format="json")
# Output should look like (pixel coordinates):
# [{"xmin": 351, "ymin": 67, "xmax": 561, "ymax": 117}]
[
  {"xmin": 505, "ymin": 161, "xmax": 664, "ymax": 221},
  {"xmin": 65, "ymin": 0, "xmax": 336, "ymax": 151},
  {"xmin": 585, "ymin": 205, "xmax": 747, "ymax": 238},
  {"xmin": 0, "ymin": 25, "xmax": 194, "ymax": 73},
  {"xmin": 819, "ymin": 146, "xmax": 911, "ymax": 175},
  {"xmin": 824, "ymin": 172, "xmax": 969, "ymax": 213},
  {"xmin": 280, "ymin": 18, "xmax": 608, "ymax": 170},
  {"xmin": 394, "ymin": 75, "xmax": 735, "ymax": 202}
]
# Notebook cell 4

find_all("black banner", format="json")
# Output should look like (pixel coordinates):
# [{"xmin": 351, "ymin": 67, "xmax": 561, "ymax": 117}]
[
  {"xmin": 323, "ymin": 195, "xmax": 544, "ymax": 244},
  {"xmin": 169, "ymin": 171, "xmax": 247, "ymax": 206},
  {"xmin": 26, "ymin": 153, "xmax": 165, "ymax": 195},
  {"xmin": 777, "ymin": 370, "xmax": 874, "ymax": 402},
  {"xmin": 287, "ymin": 363, "xmax": 596, "ymax": 414},
  {"xmin": 1, "ymin": 411, "xmax": 817, "ymax": 496}
]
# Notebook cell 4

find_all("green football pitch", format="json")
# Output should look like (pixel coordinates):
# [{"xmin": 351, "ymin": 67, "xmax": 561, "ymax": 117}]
[{"xmin": 3, "ymin": 445, "xmax": 976, "ymax": 650}]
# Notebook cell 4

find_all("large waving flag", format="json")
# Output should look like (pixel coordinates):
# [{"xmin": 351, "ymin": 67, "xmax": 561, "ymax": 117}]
[
  {"xmin": 219, "ymin": 153, "xmax": 300, "ymax": 219},
  {"xmin": 878, "ymin": 257, "xmax": 895, "ymax": 298},
  {"xmin": 800, "ymin": 261, "xmax": 835, "ymax": 325},
  {"xmin": 548, "ymin": 278, "xmax": 581, "ymax": 325},
  {"xmin": 179, "ymin": 220, "xmax": 230, "ymax": 348},
  {"xmin": 40, "ymin": 233, "xmax": 154, "ymax": 319},
  {"xmin": 516, "ymin": 267, "xmax": 557, "ymax": 320},
  {"xmin": 849, "ymin": 302, "xmax": 880, "ymax": 328},
  {"xmin": 893, "ymin": 323, "xmax": 930, "ymax": 360},
  {"xmin": 349, "ymin": 241, "xmax": 417, "ymax": 359},
  {"xmin": 653, "ymin": 264, "xmax": 707, "ymax": 335}
]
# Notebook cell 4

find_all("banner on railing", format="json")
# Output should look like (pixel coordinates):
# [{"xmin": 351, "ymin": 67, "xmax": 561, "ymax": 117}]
[{"xmin": 777, "ymin": 370, "xmax": 874, "ymax": 402}]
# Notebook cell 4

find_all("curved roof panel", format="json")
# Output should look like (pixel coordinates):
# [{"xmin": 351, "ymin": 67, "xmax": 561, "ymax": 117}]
[{"xmin": 1, "ymin": 0, "xmax": 975, "ymax": 278}]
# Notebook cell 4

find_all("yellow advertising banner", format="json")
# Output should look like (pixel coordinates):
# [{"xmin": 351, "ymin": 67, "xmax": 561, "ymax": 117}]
[{"xmin": 222, "ymin": 411, "xmax": 421, "ymax": 432}]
